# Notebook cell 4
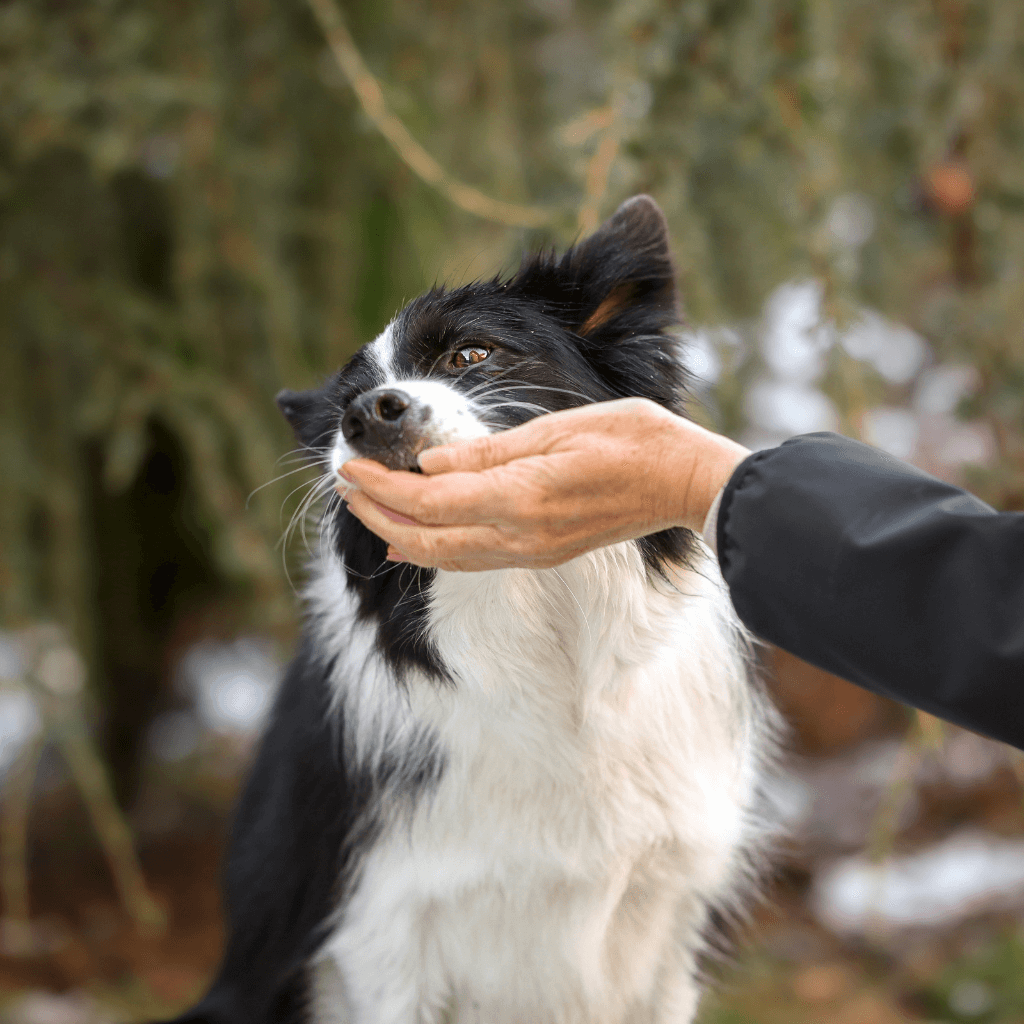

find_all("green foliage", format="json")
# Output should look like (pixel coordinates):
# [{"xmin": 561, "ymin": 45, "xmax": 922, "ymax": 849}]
[
  {"xmin": 2, "ymin": 0, "xmax": 1023, "ymax": 689},
  {"xmin": 918, "ymin": 930, "xmax": 1024, "ymax": 1023}
]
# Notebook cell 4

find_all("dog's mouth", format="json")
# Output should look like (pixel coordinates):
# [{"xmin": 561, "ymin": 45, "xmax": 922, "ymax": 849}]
[
  {"xmin": 352, "ymin": 440, "xmax": 428, "ymax": 473},
  {"xmin": 353, "ymin": 437, "xmax": 437, "ymax": 473}
]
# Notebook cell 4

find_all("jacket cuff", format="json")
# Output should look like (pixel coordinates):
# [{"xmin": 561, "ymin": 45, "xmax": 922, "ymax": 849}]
[
  {"xmin": 701, "ymin": 486, "xmax": 726, "ymax": 555},
  {"xmin": 715, "ymin": 448, "xmax": 770, "ymax": 575}
]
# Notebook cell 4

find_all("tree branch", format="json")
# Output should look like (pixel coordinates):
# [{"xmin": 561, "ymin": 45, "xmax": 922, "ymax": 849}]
[{"xmin": 306, "ymin": 0, "xmax": 552, "ymax": 230}]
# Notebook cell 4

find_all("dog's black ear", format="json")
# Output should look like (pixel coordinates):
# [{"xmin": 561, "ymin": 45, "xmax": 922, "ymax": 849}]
[
  {"xmin": 571, "ymin": 195, "xmax": 677, "ymax": 333},
  {"xmin": 276, "ymin": 387, "xmax": 330, "ymax": 451},
  {"xmin": 276, "ymin": 387, "xmax": 319, "ymax": 429},
  {"xmin": 511, "ymin": 195, "xmax": 679, "ymax": 338}
]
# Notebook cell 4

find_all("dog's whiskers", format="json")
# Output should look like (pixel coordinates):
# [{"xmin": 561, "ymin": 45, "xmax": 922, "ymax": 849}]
[
  {"xmin": 281, "ymin": 474, "xmax": 334, "ymax": 556},
  {"xmin": 470, "ymin": 380, "xmax": 598, "ymax": 406},
  {"xmin": 247, "ymin": 463, "xmax": 323, "ymax": 509},
  {"xmin": 478, "ymin": 400, "xmax": 550, "ymax": 419},
  {"xmin": 279, "ymin": 474, "xmax": 331, "ymax": 537}
]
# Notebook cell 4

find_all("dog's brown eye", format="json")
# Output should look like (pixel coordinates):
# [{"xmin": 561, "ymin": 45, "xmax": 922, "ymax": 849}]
[{"xmin": 451, "ymin": 346, "xmax": 491, "ymax": 369}]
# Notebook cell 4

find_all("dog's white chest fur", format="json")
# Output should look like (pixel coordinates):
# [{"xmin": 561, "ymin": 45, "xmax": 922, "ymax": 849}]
[{"xmin": 307, "ymin": 543, "xmax": 771, "ymax": 1024}]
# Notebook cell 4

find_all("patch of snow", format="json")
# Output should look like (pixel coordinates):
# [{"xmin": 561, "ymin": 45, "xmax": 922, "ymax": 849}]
[
  {"xmin": 745, "ymin": 379, "xmax": 839, "ymax": 436},
  {"xmin": 7, "ymin": 991, "xmax": 102, "ymax": 1024},
  {"xmin": 0, "ymin": 633, "xmax": 26, "ymax": 681},
  {"xmin": 762, "ymin": 281, "xmax": 834, "ymax": 384},
  {"xmin": 914, "ymin": 365, "xmax": 979, "ymax": 416},
  {"xmin": 814, "ymin": 831, "xmax": 1024, "ymax": 933},
  {"xmin": 937, "ymin": 423, "xmax": 993, "ymax": 467},
  {"xmin": 923, "ymin": 729, "xmax": 1016, "ymax": 788},
  {"xmin": 794, "ymin": 740, "xmax": 913, "ymax": 853},
  {"xmin": 0, "ymin": 688, "xmax": 41, "ymax": 773},
  {"xmin": 827, "ymin": 194, "xmax": 876, "ymax": 250},
  {"xmin": 842, "ymin": 311, "xmax": 928, "ymax": 385},
  {"xmin": 862, "ymin": 407, "xmax": 920, "ymax": 460},
  {"xmin": 176, "ymin": 638, "xmax": 280, "ymax": 736},
  {"xmin": 678, "ymin": 330, "xmax": 723, "ymax": 385},
  {"xmin": 140, "ymin": 134, "xmax": 180, "ymax": 180}
]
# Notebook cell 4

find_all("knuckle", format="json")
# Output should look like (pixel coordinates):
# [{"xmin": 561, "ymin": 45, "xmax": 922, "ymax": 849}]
[
  {"xmin": 408, "ymin": 494, "xmax": 436, "ymax": 524},
  {"xmin": 446, "ymin": 435, "xmax": 496, "ymax": 473},
  {"xmin": 474, "ymin": 436, "xmax": 499, "ymax": 462},
  {"xmin": 508, "ymin": 532, "xmax": 542, "ymax": 558},
  {"xmin": 507, "ymin": 485, "xmax": 544, "ymax": 523},
  {"xmin": 420, "ymin": 532, "xmax": 448, "ymax": 562}
]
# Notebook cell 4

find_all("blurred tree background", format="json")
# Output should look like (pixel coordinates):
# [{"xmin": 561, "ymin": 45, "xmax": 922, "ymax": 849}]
[{"xmin": 2, "ymin": 0, "xmax": 1024, "ymax": 1020}]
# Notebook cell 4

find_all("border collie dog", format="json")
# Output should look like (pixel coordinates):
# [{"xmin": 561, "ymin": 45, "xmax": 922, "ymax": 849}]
[{"xmin": 171, "ymin": 196, "xmax": 778, "ymax": 1024}]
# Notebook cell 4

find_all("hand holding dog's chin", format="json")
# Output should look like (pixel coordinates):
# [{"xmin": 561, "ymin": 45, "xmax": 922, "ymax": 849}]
[{"xmin": 339, "ymin": 398, "xmax": 749, "ymax": 571}]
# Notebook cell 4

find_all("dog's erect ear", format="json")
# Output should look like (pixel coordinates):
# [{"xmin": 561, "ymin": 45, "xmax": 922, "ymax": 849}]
[
  {"xmin": 512, "ymin": 195, "xmax": 678, "ymax": 338},
  {"xmin": 573, "ymin": 195, "xmax": 676, "ymax": 330},
  {"xmin": 276, "ymin": 387, "xmax": 329, "ymax": 450}
]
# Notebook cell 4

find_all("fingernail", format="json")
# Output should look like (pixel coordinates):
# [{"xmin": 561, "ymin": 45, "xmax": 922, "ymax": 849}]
[
  {"xmin": 338, "ymin": 466, "xmax": 354, "ymax": 483},
  {"xmin": 373, "ymin": 501, "xmax": 418, "ymax": 526},
  {"xmin": 386, "ymin": 550, "xmax": 407, "ymax": 562}
]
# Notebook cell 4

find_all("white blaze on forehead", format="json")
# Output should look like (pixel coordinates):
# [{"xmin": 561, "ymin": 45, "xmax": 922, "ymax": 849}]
[{"xmin": 368, "ymin": 322, "xmax": 398, "ymax": 384}]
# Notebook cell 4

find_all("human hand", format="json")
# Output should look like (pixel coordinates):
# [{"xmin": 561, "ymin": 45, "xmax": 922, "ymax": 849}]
[{"xmin": 338, "ymin": 398, "xmax": 749, "ymax": 572}]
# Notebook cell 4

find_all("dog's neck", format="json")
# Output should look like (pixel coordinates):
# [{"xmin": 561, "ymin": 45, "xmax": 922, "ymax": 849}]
[{"xmin": 308, "ymin": 540, "xmax": 720, "ymax": 696}]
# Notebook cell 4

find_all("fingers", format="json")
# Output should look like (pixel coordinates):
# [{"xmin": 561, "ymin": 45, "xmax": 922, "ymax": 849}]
[
  {"xmin": 345, "ymin": 490, "xmax": 589, "ymax": 571},
  {"xmin": 416, "ymin": 414, "xmax": 562, "ymax": 475},
  {"xmin": 345, "ymin": 490, "xmax": 507, "ymax": 565},
  {"xmin": 340, "ymin": 459, "xmax": 512, "ymax": 526},
  {"xmin": 346, "ymin": 489, "xmax": 626, "ymax": 572}
]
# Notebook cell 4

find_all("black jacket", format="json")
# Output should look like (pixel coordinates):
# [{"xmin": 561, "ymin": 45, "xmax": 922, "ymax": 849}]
[{"xmin": 717, "ymin": 432, "xmax": 1024, "ymax": 751}]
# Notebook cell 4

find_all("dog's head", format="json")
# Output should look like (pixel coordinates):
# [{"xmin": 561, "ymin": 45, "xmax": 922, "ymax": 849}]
[
  {"xmin": 278, "ymin": 195, "xmax": 689, "ymax": 474},
  {"xmin": 277, "ymin": 195, "xmax": 696, "ymax": 678}
]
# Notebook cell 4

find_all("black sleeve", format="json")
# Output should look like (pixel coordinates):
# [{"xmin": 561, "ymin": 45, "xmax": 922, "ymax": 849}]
[{"xmin": 716, "ymin": 432, "xmax": 1024, "ymax": 751}]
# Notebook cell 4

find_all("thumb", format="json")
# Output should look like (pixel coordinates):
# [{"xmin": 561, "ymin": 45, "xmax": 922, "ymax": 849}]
[{"xmin": 418, "ymin": 417, "xmax": 553, "ymax": 475}]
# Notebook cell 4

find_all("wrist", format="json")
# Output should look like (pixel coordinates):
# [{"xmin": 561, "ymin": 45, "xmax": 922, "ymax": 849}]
[{"xmin": 661, "ymin": 416, "xmax": 748, "ymax": 533}]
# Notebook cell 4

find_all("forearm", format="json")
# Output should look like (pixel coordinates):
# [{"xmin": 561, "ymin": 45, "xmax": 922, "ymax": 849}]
[{"xmin": 714, "ymin": 432, "xmax": 1024, "ymax": 750}]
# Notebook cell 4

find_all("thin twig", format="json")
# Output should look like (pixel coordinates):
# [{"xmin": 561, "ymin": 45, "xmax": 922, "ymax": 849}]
[
  {"xmin": 0, "ymin": 737, "xmax": 43, "ymax": 954},
  {"xmin": 861, "ymin": 710, "xmax": 946, "ymax": 944},
  {"xmin": 17, "ymin": 627, "xmax": 166, "ymax": 935},
  {"xmin": 578, "ymin": 132, "xmax": 621, "ymax": 234},
  {"xmin": 306, "ymin": 0, "xmax": 551, "ymax": 229},
  {"xmin": 560, "ymin": 105, "xmax": 616, "ymax": 148},
  {"xmin": 867, "ymin": 710, "xmax": 945, "ymax": 864},
  {"xmin": 575, "ymin": 85, "xmax": 633, "ymax": 234},
  {"xmin": 53, "ymin": 718, "xmax": 166, "ymax": 932}
]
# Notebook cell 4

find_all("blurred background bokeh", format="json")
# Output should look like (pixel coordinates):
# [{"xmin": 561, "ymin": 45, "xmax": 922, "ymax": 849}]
[{"xmin": 2, "ymin": 0, "xmax": 1024, "ymax": 1020}]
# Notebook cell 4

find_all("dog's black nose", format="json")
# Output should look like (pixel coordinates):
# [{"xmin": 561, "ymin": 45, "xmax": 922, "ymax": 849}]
[{"xmin": 342, "ymin": 388, "xmax": 411, "ymax": 449}]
